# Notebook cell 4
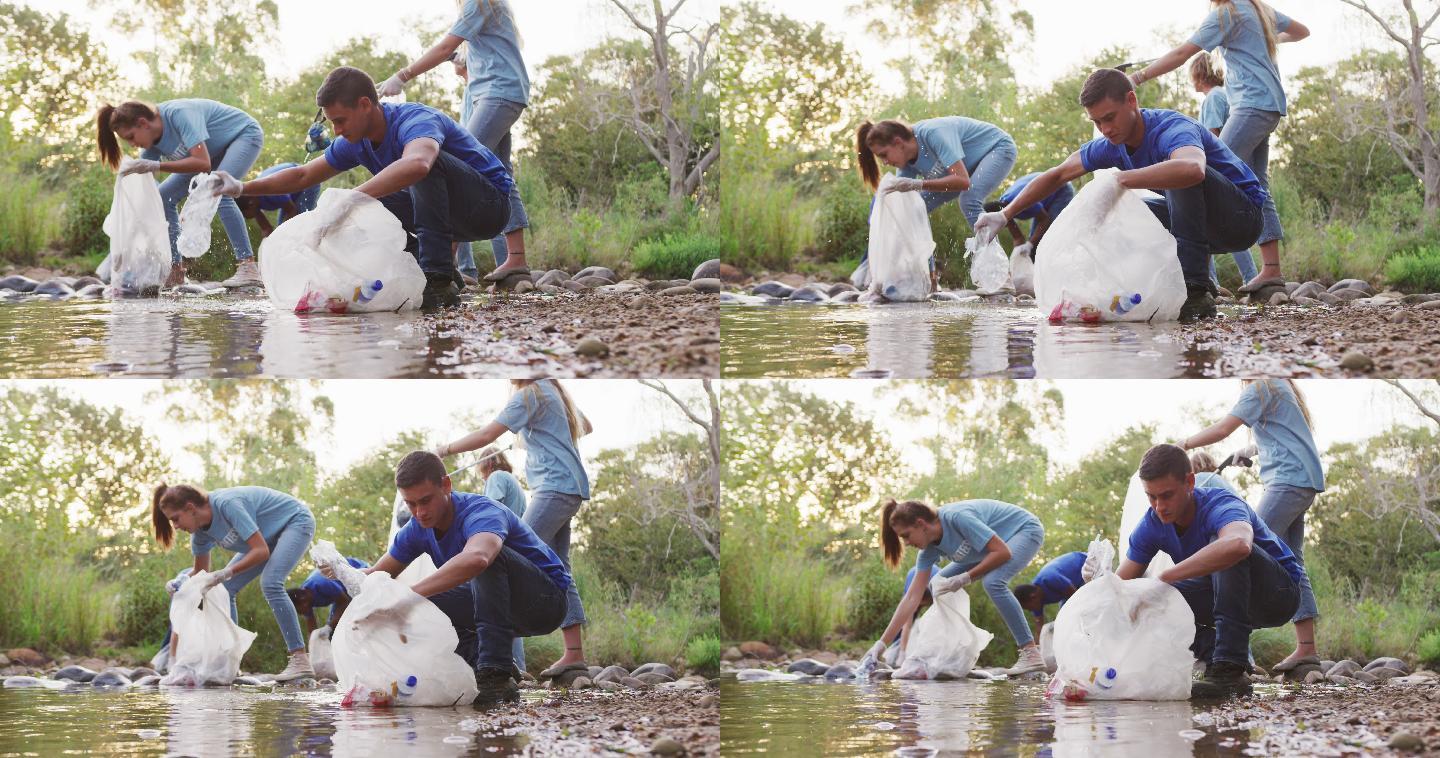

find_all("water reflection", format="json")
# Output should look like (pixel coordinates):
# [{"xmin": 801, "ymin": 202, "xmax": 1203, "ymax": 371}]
[{"xmin": 721, "ymin": 303, "xmax": 1216, "ymax": 379}]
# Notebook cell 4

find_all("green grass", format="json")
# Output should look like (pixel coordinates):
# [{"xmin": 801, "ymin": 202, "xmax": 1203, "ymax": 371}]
[
  {"xmin": 1418, "ymin": 629, "xmax": 1440, "ymax": 665},
  {"xmin": 0, "ymin": 536, "xmax": 115, "ymax": 655},
  {"xmin": 632, "ymin": 231, "xmax": 726, "ymax": 279},
  {"xmin": 685, "ymin": 634, "xmax": 722, "ymax": 677},
  {"xmin": 719, "ymin": 167, "xmax": 822, "ymax": 273},
  {"xmin": 0, "ymin": 167, "xmax": 63, "ymax": 266},
  {"xmin": 1384, "ymin": 245, "xmax": 1440, "ymax": 293},
  {"xmin": 720, "ymin": 544, "xmax": 847, "ymax": 648}
]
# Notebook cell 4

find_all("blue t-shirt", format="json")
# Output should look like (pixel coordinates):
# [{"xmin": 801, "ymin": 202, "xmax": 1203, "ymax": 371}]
[
  {"xmin": 915, "ymin": 500, "xmax": 1042, "ymax": 574},
  {"xmin": 1190, "ymin": 4, "xmax": 1293, "ymax": 114},
  {"xmin": 1199, "ymin": 87, "xmax": 1231, "ymax": 131},
  {"xmin": 324, "ymin": 102, "xmax": 513, "ymax": 196},
  {"xmin": 1230, "ymin": 381, "xmax": 1325, "ymax": 491},
  {"xmin": 898, "ymin": 117, "xmax": 1012, "ymax": 182},
  {"xmin": 1194, "ymin": 471, "xmax": 1241, "ymax": 496},
  {"xmin": 190, "ymin": 486, "xmax": 311, "ymax": 557},
  {"xmin": 1032, "ymin": 551, "xmax": 1087, "ymax": 609},
  {"xmin": 483, "ymin": 470, "xmax": 527, "ymax": 517},
  {"xmin": 1079, "ymin": 108, "xmax": 1267, "ymax": 208},
  {"xmin": 452, "ymin": 0, "xmax": 530, "ymax": 107},
  {"xmin": 256, "ymin": 163, "xmax": 304, "ymax": 211},
  {"xmin": 1126, "ymin": 487, "xmax": 1304, "ymax": 584},
  {"xmin": 389, "ymin": 491, "xmax": 570, "ymax": 590},
  {"xmin": 299, "ymin": 556, "xmax": 371, "ymax": 607},
  {"xmin": 999, "ymin": 172, "xmax": 1075, "ymax": 221},
  {"xmin": 495, "ymin": 380, "xmax": 590, "ymax": 498},
  {"xmin": 142, "ymin": 99, "xmax": 260, "ymax": 162}
]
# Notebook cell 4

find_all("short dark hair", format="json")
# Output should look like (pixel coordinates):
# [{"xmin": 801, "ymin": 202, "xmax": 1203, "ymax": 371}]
[
  {"xmin": 1013, "ymin": 583, "xmax": 1041, "ymax": 605},
  {"xmin": 1079, "ymin": 68, "xmax": 1134, "ymax": 108},
  {"xmin": 1138, "ymin": 443, "xmax": 1191, "ymax": 482},
  {"xmin": 395, "ymin": 450, "xmax": 447, "ymax": 489},
  {"xmin": 983, "ymin": 200, "xmax": 1004, "ymax": 213},
  {"xmin": 317, "ymin": 66, "xmax": 379, "ymax": 108}
]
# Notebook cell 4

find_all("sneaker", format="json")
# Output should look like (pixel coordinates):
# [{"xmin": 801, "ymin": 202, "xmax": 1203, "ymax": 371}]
[
  {"xmin": 1005, "ymin": 646, "xmax": 1046, "ymax": 676},
  {"xmin": 1190, "ymin": 660, "xmax": 1252, "ymax": 699},
  {"xmin": 274, "ymin": 651, "xmax": 316, "ymax": 682},
  {"xmin": 1179, "ymin": 287, "xmax": 1217, "ymax": 323},
  {"xmin": 222, "ymin": 260, "xmax": 263, "ymax": 289},
  {"xmin": 164, "ymin": 263, "xmax": 187, "ymax": 288},
  {"xmin": 421, "ymin": 273, "xmax": 461, "ymax": 309},
  {"xmin": 474, "ymin": 667, "xmax": 520, "ymax": 705}
]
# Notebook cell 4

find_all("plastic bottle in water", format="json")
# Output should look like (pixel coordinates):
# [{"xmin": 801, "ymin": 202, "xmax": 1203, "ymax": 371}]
[
  {"xmin": 396, "ymin": 675, "xmax": 418, "ymax": 698},
  {"xmin": 1109, "ymin": 293, "xmax": 1142, "ymax": 315},
  {"xmin": 353, "ymin": 279, "xmax": 383, "ymax": 303}
]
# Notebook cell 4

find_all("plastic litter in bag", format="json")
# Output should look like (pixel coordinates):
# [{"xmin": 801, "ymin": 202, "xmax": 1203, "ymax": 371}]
[
  {"xmin": 1046, "ymin": 538, "xmax": 1194, "ymax": 701},
  {"xmin": 101, "ymin": 173, "xmax": 171, "ymax": 296},
  {"xmin": 893, "ymin": 587, "xmax": 994, "ymax": 680},
  {"xmin": 1010, "ymin": 246, "xmax": 1035, "ymax": 297},
  {"xmin": 966, "ymin": 236, "xmax": 1010, "ymax": 294},
  {"xmin": 311, "ymin": 539, "xmax": 366, "ymax": 598},
  {"xmin": 160, "ymin": 570, "xmax": 257, "ymax": 686},
  {"xmin": 259, "ymin": 188, "xmax": 424, "ymax": 313},
  {"xmin": 865, "ymin": 175, "xmax": 935, "ymax": 302},
  {"xmin": 177, "ymin": 173, "xmax": 222, "ymax": 259},
  {"xmin": 1035, "ymin": 170, "xmax": 1186, "ymax": 323}
]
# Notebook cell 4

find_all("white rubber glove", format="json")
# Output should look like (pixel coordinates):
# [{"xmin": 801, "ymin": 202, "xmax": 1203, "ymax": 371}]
[
  {"xmin": 1013, "ymin": 241, "xmax": 1034, "ymax": 261},
  {"xmin": 118, "ymin": 158, "xmax": 161, "ymax": 176},
  {"xmin": 433, "ymin": 442, "xmax": 452, "ymax": 459},
  {"xmin": 932, "ymin": 572, "xmax": 974, "ymax": 596},
  {"xmin": 210, "ymin": 170, "xmax": 243, "ymax": 198},
  {"xmin": 164, "ymin": 576, "xmax": 184, "ymax": 596},
  {"xmin": 882, "ymin": 177, "xmax": 924, "ymax": 194},
  {"xmin": 865, "ymin": 640, "xmax": 887, "ymax": 663},
  {"xmin": 317, "ymin": 562, "xmax": 338, "ymax": 580},
  {"xmin": 1081, "ymin": 552, "xmax": 1101, "ymax": 582},
  {"xmin": 973, "ymin": 211, "xmax": 1007, "ymax": 246},
  {"xmin": 378, "ymin": 71, "xmax": 409, "ymax": 98},
  {"xmin": 199, "ymin": 566, "xmax": 234, "ymax": 592}
]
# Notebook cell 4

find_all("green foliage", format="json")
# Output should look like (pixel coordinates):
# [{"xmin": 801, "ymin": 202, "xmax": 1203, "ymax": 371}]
[
  {"xmin": 812, "ymin": 178, "xmax": 870, "ymax": 265},
  {"xmin": 844, "ymin": 555, "xmax": 906, "ymax": 641},
  {"xmin": 1384, "ymin": 245, "xmax": 1440, "ymax": 293},
  {"xmin": 0, "ymin": 164, "xmax": 61, "ymax": 263},
  {"xmin": 0, "ymin": 2, "xmax": 117, "ymax": 149},
  {"xmin": 685, "ymin": 634, "xmax": 722, "ymax": 677},
  {"xmin": 1419, "ymin": 629, "xmax": 1440, "ymax": 665},
  {"xmin": 0, "ymin": 530, "xmax": 114, "ymax": 653},
  {"xmin": 632, "ymin": 232, "xmax": 727, "ymax": 279},
  {"xmin": 60, "ymin": 163, "xmax": 116, "ymax": 262}
]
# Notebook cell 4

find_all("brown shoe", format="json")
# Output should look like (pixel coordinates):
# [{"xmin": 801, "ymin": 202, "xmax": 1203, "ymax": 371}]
[{"xmin": 164, "ymin": 263, "xmax": 186, "ymax": 288}]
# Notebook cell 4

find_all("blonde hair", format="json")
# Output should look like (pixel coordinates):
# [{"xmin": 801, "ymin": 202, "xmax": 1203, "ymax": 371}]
[
  {"xmin": 1212, "ymin": 0, "xmax": 1279, "ymax": 61},
  {"xmin": 1189, "ymin": 451, "xmax": 1219, "ymax": 473},
  {"xmin": 855, "ymin": 119, "xmax": 914, "ymax": 192},
  {"xmin": 1189, "ymin": 51, "xmax": 1226, "ymax": 88},
  {"xmin": 510, "ymin": 379, "xmax": 584, "ymax": 442},
  {"xmin": 1243, "ymin": 379, "xmax": 1314, "ymax": 431}
]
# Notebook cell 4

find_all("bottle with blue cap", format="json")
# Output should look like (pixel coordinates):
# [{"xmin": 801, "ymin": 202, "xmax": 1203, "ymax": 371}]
[
  {"xmin": 1109, "ymin": 293, "xmax": 1142, "ymax": 315},
  {"xmin": 354, "ymin": 279, "xmax": 383, "ymax": 303},
  {"xmin": 396, "ymin": 675, "xmax": 418, "ymax": 697},
  {"xmin": 1092, "ymin": 666, "xmax": 1118, "ymax": 689}
]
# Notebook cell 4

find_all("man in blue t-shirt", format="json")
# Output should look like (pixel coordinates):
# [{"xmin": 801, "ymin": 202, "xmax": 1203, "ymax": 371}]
[
  {"xmin": 983, "ymin": 173, "xmax": 1076, "ymax": 259},
  {"xmin": 974, "ymin": 68, "xmax": 1266, "ymax": 323},
  {"xmin": 1119, "ymin": 444, "xmax": 1304, "ymax": 699},
  {"xmin": 215, "ymin": 66, "xmax": 514, "ymax": 309},
  {"xmin": 329, "ymin": 450, "xmax": 569, "ymax": 704},
  {"xmin": 1012, "ymin": 550, "xmax": 1086, "ymax": 639}
]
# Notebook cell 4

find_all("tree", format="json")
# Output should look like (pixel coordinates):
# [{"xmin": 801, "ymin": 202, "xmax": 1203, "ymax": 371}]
[
  {"xmin": 0, "ymin": 3, "xmax": 116, "ymax": 160},
  {"xmin": 638, "ymin": 379, "xmax": 719, "ymax": 559}
]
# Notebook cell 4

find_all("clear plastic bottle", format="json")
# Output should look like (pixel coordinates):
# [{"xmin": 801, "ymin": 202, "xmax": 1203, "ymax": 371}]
[
  {"xmin": 396, "ymin": 674, "xmax": 418, "ymax": 698},
  {"xmin": 1093, "ymin": 666, "xmax": 1118, "ymax": 690},
  {"xmin": 354, "ymin": 279, "xmax": 383, "ymax": 303},
  {"xmin": 1109, "ymin": 293, "xmax": 1142, "ymax": 315}
]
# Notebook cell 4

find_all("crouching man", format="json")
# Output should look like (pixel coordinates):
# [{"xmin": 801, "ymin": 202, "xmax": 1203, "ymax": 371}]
[{"xmin": 1119, "ymin": 443, "xmax": 1304, "ymax": 698}]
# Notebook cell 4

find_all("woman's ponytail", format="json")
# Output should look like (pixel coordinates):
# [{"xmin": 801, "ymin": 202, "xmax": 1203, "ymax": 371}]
[
  {"xmin": 880, "ymin": 498, "xmax": 938, "ymax": 569},
  {"xmin": 97, "ymin": 104, "xmax": 120, "ymax": 170},
  {"xmin": 856, "ymin": 121, "xmax": 880, "ymax": 192},
  {"xmin": 152, "ymin": 483, "xmax": 174, "ymax": 547}
]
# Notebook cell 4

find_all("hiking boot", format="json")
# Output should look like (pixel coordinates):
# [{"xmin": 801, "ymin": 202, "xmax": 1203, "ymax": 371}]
[
  {"xmin": 164, "ymin": 263, "xmax": 187, "ymax": 288},
  {"xmin": 1005, "ymin": 645, "xmax": 1046, "ymax": 676},
  {"xmin": 1191, "ymin": 660, "xmax": 1252, "ymax": 699},
  {"xmin": 222, "ymin": 259, "xmax": 263, "ymax": 289},
  {"xmin": 474, "ymin": 667, "xmax": 520, "ymax": 705},
  {"xmin": 1179, "ymin": 287, "xmax": 1217, "ymax": 323},
  {"xmin": 274, "ymin": 651, "xmax": 315, "ymax": 682},
  {"xmin": 421, "ymin": 272, "xmax": 461, "ymax": 309}
]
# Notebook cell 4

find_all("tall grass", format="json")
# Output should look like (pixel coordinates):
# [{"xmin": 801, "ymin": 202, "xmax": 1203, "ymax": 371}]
[
  {"xmin": 0, "ymin": 167, "xmax": 63, "ymax": 266},
  {"xmin": 718, "ymin": 168, "xmax": 821, "ymax": 273},
  {"xmin": 720, "ymin": 543, "xmax": 847, "ymax": 647},
  {"xmin": 0, "ymin": 534, "xmax": 115, "ymax": 654}
]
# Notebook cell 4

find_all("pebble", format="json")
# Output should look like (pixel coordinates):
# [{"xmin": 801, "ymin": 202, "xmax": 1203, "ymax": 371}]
[
  {"xmin": 1365, "ymin": 657, "xmax": 1410, "ymax": 674},
  {"xmin": 91, "ymin": 671, "xmax": 131, "ymax": 687},
  {"xmin": 689, "ymin": 278, "xmax": 721, "ymax": 294},
  {"xmin": 751, "ymin": 282, "xmax": 795, "ymax": 298},
  {"xmin": 33, "ymin": 280, "xmax": 75, "ymax": 297},
  {"xmin": 575, "ymin": 337, "xmax": 609, "ymax": 358},
  {"xmin": 1329, "ymin": 278, "xmax": 1374, "ymax": 294},
  {"xmin": 650, "ymin": 736, "xmax": 684, "ymax": 755},
  {"xmin": 691, "ymin": 259, "xmax": 721, "ymax": 280},
  {"xmin": 1387, "ymin": 732, "xmax": 1424, "ymax": 752},
  {"xmin": 1316, "ymin": 291, "xmax": 1342, "ymax": 305},
  {"xmin": 597, "ymin": 680, "xmax": 624, "ymax": 691},
  {"xmin": 823, "ymin": 664, "xmax": 856, "ymax": 679},
  {"xmin": 575, "ymin": 266, "xmax": 617, "ymax": 282},
  {"xmin": 1268, "ymin": 291, "xmax": 1290, "ymax": 306},
  {"xmin": 832, "ymin": 291, "xmax": 860, "ymax": 303},
  {"xmin": 132, "ymin": 675, "xmax": 162, "ymax": 687},
  {"xmin": 1328, "ymin": 659, "xmax": 1361, "ymax": 677},
  {"xmin": 595, "ymin": 665, "xmax": 630, "ymax": 684},
  {"xmin": 1291, "ymin": 295, "xmax": 1321, "ymax": 306},
  {"xmin": 574, "ymin": 275, "xmax": 615, "ymax": 288},
  {"xmin": 1291, "ymin": 281, "xmax": 1326, "ymax": 300},
  {"xmin": 0, "ymin": 276, "xmax": 38, "ymax": 292},
  {"xmin": 636, "ymin": 672, "xmax": 675, "ymax": 685},
  {"xmin": 570, "ymin": 676, "xmax": 593, "ymax": 690},
  {"xmin": 53, "ymin": 665, "xmax": 97, "ymax": 683},
  {"xmin": 620, "ymin": 676, "xmax": 648, "ymax": 689},
  {"xmin": 514, "ymin": 280, "xmax": 535, "ymax": 294},
  {"xmin": 786, "ymin": 659, "xmax": 830, "ymax": 676},
  {"xmin": 698, "ymin": 693, "xmax": 718, "ymax": 707},
  {"xmin": 788, "ymin": 288, "xmax": 827, "ymax": 303},
  {"xmin": 1351, "ymin": 670, "xmax": 1379, "ymax": 684},
  {"xmin": 1331, "ymin": 288, "xmax": 1369, "ymax": 302},
  {"xmin": 1419, "ymin": 300, "xmax": 1440, "ymax": 311},
  {"xmin": 660, "ymin": 285, "xmax": 697, "ymax": 297},
  {"xmin": 1339, "ymin": 352, "xmax": 1373, "ymax": 372},
  {"xmin": 632, "ymin": 663, "xmax": 678, "ymax": 679}
]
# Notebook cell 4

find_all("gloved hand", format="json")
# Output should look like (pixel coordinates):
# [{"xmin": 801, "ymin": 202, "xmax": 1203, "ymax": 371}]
[
  {"xmin": 164, "ymin": 576, "xmax": 184, "ymax": 596},
  {"xmin": 198, "ymin": 567, "xmax": 234, "ymax": 593},
  {"xmin": 932, "ymin": 572, "xmax": 974, "ymax": 596},
  {"xmin": 433, "ymin": 442, "xmax": 452, "ymax": 459},
  {"xmin": 210, "ymin": 170, "xmax": 243, "ymax": 198},
  {"xmin": 865, "ymin": 639, "xmax": 887, "ymax": 663},
  {"xmin": 881, "ymin": 177, "xmax": 924, "ymax": 194},
  {"xmin": 118, "ymin": 158, "xmax": 161, "ymax": 176},
  {"xmin": 1081, "ymin": 552, "xmax": 1102, "ymax": 582},
  {"xmin": 378, "ymin": 70, "xmax": 409, "ymax": 98},
  {"xmin": 1013, "ymin": 241, "xmax": 1034, "ymax": 261},
  {"xmin": 317, "ymin": 562, "xmax": 338, "ymax": 580},
  {"xmin": 973, "ymin": 211, "xmax": 1007, "ymax": 246}
]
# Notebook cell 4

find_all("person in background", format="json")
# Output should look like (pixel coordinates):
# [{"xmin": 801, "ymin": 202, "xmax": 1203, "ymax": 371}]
[
  {"xmin": 236, "ymin": 162, "xmax": 321, "ymax": 239},
  {"xmin": 286, "ymin": 555, "xmax": 370, "ymax": 635},
  {"xmin": 1012, "ymin": 550, "xmax": 1087, "ymax": 642},
  {"xmin": 1187, "ymin": 52, "xmax": 1260, "ymax": 290},
  {"xmin": 982, "ymin": 173, "xmax": 1075, "ymax": 262}
]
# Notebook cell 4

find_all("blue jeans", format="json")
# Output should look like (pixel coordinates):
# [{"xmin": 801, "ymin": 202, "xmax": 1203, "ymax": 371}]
[
  {"xmin": 374, "ymin": 150, "xmax": 511, "ymax": 278},
  {"xmin": 1143, "ymin": 166, "xmax": 1263, "ymax": 292},
  {"xmin": 278, "ymin": 185, "xmax": 321, "ymax": 224},
  {"xmin": 524, "ymin": 491, "xmax": 587, "ymax": 629},
  {"xmin": 1027, "ymin": 183, "xmax": 1074, "ymax": 240},
  {"xmin": 922, "ymin": 138, "xmax": 1019, "ymax": 228},
  {"xmin": 158, "ymin": 124, "xmax": 264, "ymax": 264},
  {"xmin": 1255, "ymin": 484, "xmax": 1319, "ymax": 622},
  {"xmin": 429, "ymin": 584, "xmax": 529, "ymax": 673},
  {"xmin": 219, "ymin": 512, "xmax": 314, "ymax": 652},
  {"xmin": 1220, "ymin": 108, "xmax": 1284, "ymax": 247},
  {"xmin": 1209, "ymin": 250, "xmax": 1259, "ymax": 286},
  {"xmin": 1175, "ymin": 545, "xmax": 1300, "ymax": 668},
  {"xmin": 463, "ymin": 97, "xmax": 530, "ymax": 269},
  {"xmin": 937, "ymin": 520, "xmax": 1045, "ymax": 647}
]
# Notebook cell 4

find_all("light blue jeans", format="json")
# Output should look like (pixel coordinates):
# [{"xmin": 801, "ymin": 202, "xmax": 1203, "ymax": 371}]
[
  {"xmin": 1220, "ymin": 108, "xmax": 1284, "ymax": 247},
  {"xmin": 1254, "ymin": 483, "xmax": 1319, "ymax": 623},
  {"xmin": 220, "ymin": 512, "xmax": 314, "ymax": 651},
  {"xmin": 456, "ymin": 97, "xmax": 530, "ymax": 277},
  {"xmin": 936, "ymin": 520, "xmax": 1045, "ymax": 647},
  {"xmin": 922, "ymin": 138, "xmax": 1019, "ymax": 228},
  {"xmin": 1210, "ymin": 249, "xmax": 1259, "ymax": 286},
  {"xmin": 157, "ymin": 124, "xmax": 264, "ymax": 264},
  {"xmin": 523, "ymin": 491, "xmax": 586, "ymax": 630}
]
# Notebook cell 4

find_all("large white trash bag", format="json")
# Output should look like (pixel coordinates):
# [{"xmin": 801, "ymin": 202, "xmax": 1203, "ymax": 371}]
[
  {"xmin": 1047, "ymin": 538, "xmax": 1194, "ymax": 701},
  {"xmin": 177, "ymin": 173, "xmax": 222, "ymax": 259},
  {"xmin": 893, "ymin": 586, "xmax": 994, "ymax": 680},
  {"xmin": 966, "ymin": 236, "xmax": 1009, "ymax": 294},
  {"xmin": 1119, "ymin": 473, "xmax": 1174, "ymax": 578},
  {"xmin": 310, "ymin": 626, "xmax": 337, "ymax": 681},
  {"xmin": 259, "ymin": 188, "xmax": 425, "ymax": 314},
  {"xmin": 160, "ymin": 570, "xmax": 256, "ymax": 686},
  {"xmin": 865, "ymin": 174, "xmax": 935, "ymax": 302},
  {"xmin": 1010, "ymin": 245, "xmax": 1035, "ymax": 297},
  {"xmin": 101, "ymin": 173, "xmax": 171, "ymax": 295},
  {"xmin": 1035, "ymin": 170, "xmax": 1186, "ymax": 323}
]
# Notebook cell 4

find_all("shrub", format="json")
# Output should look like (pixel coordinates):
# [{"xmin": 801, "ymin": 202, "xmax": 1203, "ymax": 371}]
[
  {"xmin": 1418, "ymin": 629, "xmax": 1440, "ymax": 665},
  {"xmin": 632, "ymin": 231, "xmax": 727, "ymax": 279},
  {"xmin": 0, "ymin": 167, "xmax": 62, "ymax": 265},
  {"xmin": 1384, "ymin": 245, "xmax": 1440, "ymax": 293},
  {"xmin": 685, "ymin": 635, "xmax": 722, "ymax": 677},
  {"xmin": 60, "ymin": 164, "xmax": 116, "ymax": 261}
]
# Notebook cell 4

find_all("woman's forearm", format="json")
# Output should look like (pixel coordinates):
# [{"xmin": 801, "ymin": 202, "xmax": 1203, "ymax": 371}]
[{"xmin": 402, "ymin": 35, "xmax": 464, "ymax": 82}]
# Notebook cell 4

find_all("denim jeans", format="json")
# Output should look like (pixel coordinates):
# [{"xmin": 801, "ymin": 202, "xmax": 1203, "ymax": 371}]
[
  {"xmin": 1255, "ymin": 484, "xmax": 1320, "ymax": 622},
  {"xmin": 466, "ymin": 98, "xmax": 530, "ymax": 267},
  {"xmin": 1209, "ymin": 250, "xmax": 1259, "ymax": 287},
  {"xmin": 374, "ymin": 150, "xmax": 511, "ymax": 278},
  {"xmin": 922, "ymin": 138, "xmax": 1019, "ymax": 228},
  {"xmin": 1220, "ymin": 107, "xmax": 1284, "ymax": 246},
  {"xmin": 219, "ymin": 512, "xmax": 314, "ymax": 652},
  {"xmin": 278, "ymin": 184, "xmax": 321, "ymax": 224},
  {"xmin": 1174, "ymin": 545, "xmax": 1300, "ymax": 667},
  {"xmin": 430, "ymin": 584, "xmax": 529, "ymax": 672},
  {"xmin": 1142, "ymin": 166, "xmax": 1263, "ymax": 293},
  {"xmin": 936, "ymin": 520, "xmax": 1045, "ymax": 647},
  {"xmin": 524, "ymin": 491, "xmax": 587, "ymax": 629},
  {"xmin": 1027, "ymin": 183, "xmax": 1075, "ymax": 241},
  {"xmin": 158, "ymin": 124, "xmax": 264, "ymax": 264}
]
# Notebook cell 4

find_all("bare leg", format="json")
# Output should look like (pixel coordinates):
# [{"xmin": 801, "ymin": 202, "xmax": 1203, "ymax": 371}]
[
  {"xmin": 487, "ymin": 229, "xmax": 529, "ymax": 278},
  {"xmin": 551, "ymin": 624, "xmax": 584, "ymax": 668},
  {"xmin": 1241, "ymin": 240, "xmax": 1283, "ymax": 289},
  {"xmin": 1273, "ymin": 617, "xmax": 1317, "ymax": 669}
]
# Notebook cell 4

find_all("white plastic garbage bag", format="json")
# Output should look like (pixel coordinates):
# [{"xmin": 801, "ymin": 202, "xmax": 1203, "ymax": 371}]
[
  {"xmin": 1010, "ymin": 245, "xmax": 1035, "ymax": 297},
  {"xmin": 866, "ymin": 175, "xmax": 935, "ymax": 302},
  {"xmin": 1119, "ymin": 474, "xmax": 1174, "ymax": 578},
  {"xmin": 177, "ymin": 173, "xmax": 221, "ymax": 259},
  {"xmin": 259, "ymin": 188, "xmax": 425, "ymax": 314},
  {"xmin": 310, "ymin": 627, "xmax": 337, "ymax": 681},
  {"xmin": 160, "ymin": 570, "xmax": 256, "ymax": 686},
  {"xmin": 1047, "ymin": 538, "xmax": 1194, "ymax": 701},
  {"xmin": 966, "ymin": 236, "xmax": 1010, "ymax": 294},
  {"xmin": 1039, "ymin": 621, "xmax": 1056, "ymax": 672},
  {"xmin": 101, "ymin": 173, "xmax": 171, "ymax": 295},
  {"xmin": 1034, "ymin": 170, "xmax": 1186, "ymax": 323},
  {"xmin": 893, "ymin": 587, "xmax": 994, "ymax": 680},
  {"xmin": 850, "ymin": 259, "xmax": 871, "ymax": 290}
]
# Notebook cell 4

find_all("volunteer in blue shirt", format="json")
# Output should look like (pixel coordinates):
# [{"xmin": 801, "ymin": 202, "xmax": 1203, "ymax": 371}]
[
  {"xmin": 478, "ymin": 445, "xmax": 528, "ymax": 671},
  {"xmin": 1178, "ymin": 378, "xmax": 1324, "ymax": 675},
  {"xmin": 236, "ymin": 163, "xmax": 321, "ymax": 238},
  {"xmin": 436, "ymin": 378, "xmax": 592, "ymax": 681},
  {"xmin": 982, "ymin": 172, "xmax": 1076, "ymax": 260},
  {"xmin": 866, "ymin": 498, "xmax": 1047, "ymax": 676},
  {"xmin": 1013, "ymin": 550, "xmax": 1086, "ymax": 638},
  {"xmin": 150, "ymin": 483, "xmax": 317, "ymax": 681},
  {"xmin": 379, "ymin": 0, "xmax": 533, "ymax": 283},
  {"xmin": 976, "ymin": 68, "xmax": 1266, "ymax": 322},
  {"xmin": 214, "ymin": 66, "xmax": 514, "ymax": 309},
  {"xmin": 1127, "ymin": 1, "xmax": 1310, "ymax": 296},
  {"xmin": 1119, "ymin": 444, "xmax": 1306, "ymax": 699},
  {"xmin": 1188, "ymin": 52, "xmax": 1260, "ymax": 289},
  {"xmin": 1189, "ymin": 450, "xmax": 1243, "ymax": 496},
  {"xmin": 287, "ymin": 555, "xmax": 370, "ymax": 634},
  {"xmin": 96, "ymin": 99, "xmax": 265, "ymax": 289}
]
